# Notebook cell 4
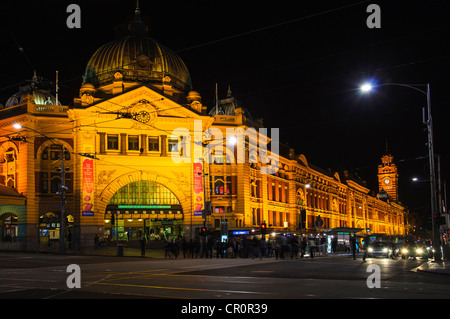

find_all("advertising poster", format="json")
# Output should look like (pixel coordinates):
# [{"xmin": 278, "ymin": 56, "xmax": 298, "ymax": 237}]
[
  {"xmin": 82, "ymin": 158, "xmax": 94, "ymax": 216},
  {"xmin": 193, "ymin": 162, "xmax": 204, "ymax": 216}
]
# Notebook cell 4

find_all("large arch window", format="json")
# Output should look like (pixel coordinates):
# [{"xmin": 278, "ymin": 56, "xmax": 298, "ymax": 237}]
[
  {"xmin": 41, "ymin": 145, "xmax": 71, "ymax": 161},
  {"xmin": 0, "ymin": 147, "xmax": 18, "ymax": 188},
  {"xmin": 108, "ymin": 181, "xmax": 180, "ymax": 206},
  {"xmin": 38, "ymin": 144, "xmax": 72, "ymax": 194}
]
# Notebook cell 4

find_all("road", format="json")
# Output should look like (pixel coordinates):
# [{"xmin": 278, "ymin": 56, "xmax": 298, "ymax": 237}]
[{"xmin": 1, "ymin": 252, "xmax": 449, "ymax": 301}]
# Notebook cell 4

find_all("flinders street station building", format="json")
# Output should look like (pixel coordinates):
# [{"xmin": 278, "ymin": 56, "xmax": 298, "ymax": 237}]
[{"xmin": 0, "ymin": 6, "xmax": 407, "ymax": 251}]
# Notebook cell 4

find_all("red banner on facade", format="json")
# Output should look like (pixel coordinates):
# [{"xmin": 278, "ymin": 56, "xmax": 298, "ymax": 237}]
[
  {"xmin": 82, "ymin": 158, "xmax": 94, "ymax": 216},
  {"xmin": 193, "ymin": 162, "xmax": 204, "ymax": 216}
]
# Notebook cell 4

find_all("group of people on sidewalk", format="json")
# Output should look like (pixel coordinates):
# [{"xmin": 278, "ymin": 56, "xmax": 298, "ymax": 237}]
[{"xmin": 142, "ymin": 235, "xmax": 328, "ymax": 260}]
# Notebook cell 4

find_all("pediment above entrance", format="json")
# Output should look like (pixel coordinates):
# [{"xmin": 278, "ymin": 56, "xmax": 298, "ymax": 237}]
[{"xmin": 70, "ymin": 86, "xmax": 206, "ymax": 122}]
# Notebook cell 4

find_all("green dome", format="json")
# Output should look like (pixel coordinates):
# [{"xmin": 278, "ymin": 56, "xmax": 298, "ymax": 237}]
[{"xmin": 83, "ymin": 7, "xmax": 192, "ymax": 93}]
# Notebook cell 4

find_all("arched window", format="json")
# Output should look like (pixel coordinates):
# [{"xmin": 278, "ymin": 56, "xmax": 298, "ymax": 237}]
[
  {"xmin": 0, "ymin": 147, "xmax": 18, "ymax": 188},
  {"xmin": 41, "ymin": 145, "xmax": 71, "ymax": 161},
  {"xmin": 108, "ymin": 181, "xmax": 180, "ymax": 206},
  {"xmin": 38, "ymin": 144, "xmax": 72, "ymax": 194}
]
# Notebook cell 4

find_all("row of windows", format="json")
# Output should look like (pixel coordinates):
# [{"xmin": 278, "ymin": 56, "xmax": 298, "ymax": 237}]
[
  {"xmin": 102, "ymin": 133, "xmax": 244, "ymax": 164},
  {"xmin": 209, "ymin": 176, "xmax": 233, "ymax": 195},
  {"xmin": 214, "ymin": 218, "xmax": 243, "ymax": 229},
  {"xmin": 251, "ymin": 208, "xmax": 291, "ymax": 228},
  {"xmin": 105, "ymin": 134, "xmax": 180, "ymax": 152}
]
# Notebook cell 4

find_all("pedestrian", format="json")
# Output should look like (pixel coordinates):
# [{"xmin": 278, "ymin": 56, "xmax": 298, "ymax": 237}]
[
  {"xmin": 331, "ymin": 237, "xmax": 337, "ymax": 253},
  {"xmin": 261, "ymin": 238, "xmax": 267, "ymax": 258},
  {"xmin": 280, "ymin": 235, "xmax": 288, "ymax": 259},
  {"xmin": 232, "ymin": 238, "xmax": 238, "ymax": 258},
  {"xmin": 350, "ymin": 235, "xmax": 357, "ymax": 260},
  {"xmin": 216, "ymin": 240, "xmax": 221, "ymax": 258},
  {"xmin": 308, "ymin": 237, "xmax": 315, "ymax": 258},
  {"xmin": 94, "ymin": 233, "xmax": 98, "ymax": 248},
  {"xmin": 194, "ymin": 238, "xmax": 200, "ymax": 258},
  {"xmin": 227, "ymin": 241, "xmax": 234, "ymax": 258},
  {"xmin": 139, "ymin": 235, "xmax": 146, "ymax": 257},
  {"xmin": 165, "ymin": 240, "xmax": 173, "ymax": 258},
  {"xmin": 252, "ymin": 237, "xmax": 261, "ymax": 260},
  {"xmin": 182, "ymin": 238, "xmax": 188, "ymax": 258},
  {"xmin": 188, "ymin": 239, "xmax": 194, "ymax": 258},
  {"xmin": 238, "ymin": 238, "xmax": 243, "ymax": 258},
  {"xmin": 273, "ymin": 238, "xmax": 280, "ymax": 260},
  {"xmin": 362, "ymin": 235, "xmax": 370, "ymax": 262},
  {"xmin": 207, "ymin": 236, "xmax": 214, "ymax": 258},
  {"xmin": 300, "ymin": 237, "xmax": 307, "ymax": 258},
  {"xmin": 290, "ymin": 236, "xmax": 299, "ymax": 259},
  {"xmin": 243, "ymin": 237, "xmax": 249, "ymax": 258}
]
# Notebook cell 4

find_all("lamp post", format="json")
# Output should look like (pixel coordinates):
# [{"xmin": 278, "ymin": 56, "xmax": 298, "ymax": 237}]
[
  {"xmin": 13, "ymin": 123, "xmax": 69, "ymax": 254},
  {"xmin": 359, "ymin": 82, "xmax": 441, "ymax": 260}
]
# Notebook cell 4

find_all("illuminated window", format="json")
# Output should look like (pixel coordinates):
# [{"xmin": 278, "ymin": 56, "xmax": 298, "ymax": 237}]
[
  {"xmin": 148, "ymin": 136, "xmax": 159, "ymax": 152},
  {"xmin": 107, "ymin": 135, "xmax": 119, "ymax": 150},
  {"xmin": 128, "ymin": 135, "xmax": 139, "ymax": 151},
  {"xmin": 168, "ymin": 137, "xmax": 179, "ymax": 152},
  {"xmin": 214, "ymin": 176, "xmax": 224, "ymax": 195}
]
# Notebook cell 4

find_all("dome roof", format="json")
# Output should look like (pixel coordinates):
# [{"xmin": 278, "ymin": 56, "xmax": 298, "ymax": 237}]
[
  {"xmin": 208, "ymin": 86, "xmax": 254, "ymax": 121},
  {"xmin": 4, "ymin": 74, "xmax": 59, "ymax": 108},
  {"xmin": 82, "ymin": 7, "xmax": 192, "ymax": 93}
]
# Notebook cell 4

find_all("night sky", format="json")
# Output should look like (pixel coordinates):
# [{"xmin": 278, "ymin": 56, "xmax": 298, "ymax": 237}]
[{"xmin": 1, "ymin": 0, "xmax": 449, "ymax": 228}]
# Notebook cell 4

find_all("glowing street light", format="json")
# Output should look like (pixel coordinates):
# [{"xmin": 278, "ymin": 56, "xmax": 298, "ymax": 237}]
[
  {"xmin": 358, "ymin": 80, "xmax": 442, "ymax": 260},
  {"xmin": 227, "ymin": 135, "xmax": 237, "ymax": 145},
  {"xmin": 360, "ymin": 83, "xmax": 373, "ymax": 93}
]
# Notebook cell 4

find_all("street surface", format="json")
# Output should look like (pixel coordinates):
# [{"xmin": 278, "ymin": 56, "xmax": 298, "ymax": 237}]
[{"xmin": 1, "ymin": 252, "xmax": 449, "ymax": 301}]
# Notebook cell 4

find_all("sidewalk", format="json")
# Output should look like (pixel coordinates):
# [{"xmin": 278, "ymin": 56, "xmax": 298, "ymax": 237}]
[
  {"xmin": 415, "ymin": 261, "xmax": 450, "ymax": 276},
  {"xmin": 79, "ymin": 246, "xmax": 166, "ymax": 258},
  {"xmin": 82, "ymin": 247, "xmax": 360, "ymax": 259}
]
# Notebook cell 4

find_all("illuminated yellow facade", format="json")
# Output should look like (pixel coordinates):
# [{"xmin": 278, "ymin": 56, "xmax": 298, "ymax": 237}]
[{"xmin": 0, "ymin": 7, "xmax": 407, "ymax": 250}]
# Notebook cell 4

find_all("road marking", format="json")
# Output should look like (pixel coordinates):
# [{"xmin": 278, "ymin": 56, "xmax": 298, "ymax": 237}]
[{"xmin": 90, "ymin": 281, "xmax": 272, "ymax": 295}]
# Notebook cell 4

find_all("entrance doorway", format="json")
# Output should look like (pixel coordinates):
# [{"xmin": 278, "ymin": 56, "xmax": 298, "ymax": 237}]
[
  {"xmin": 104, "ymin": 180, "xmax": 184, "ymax": 243},
  {"xmin": 0, "ymin": 213, "xmax": 18, "ymax": 241}
]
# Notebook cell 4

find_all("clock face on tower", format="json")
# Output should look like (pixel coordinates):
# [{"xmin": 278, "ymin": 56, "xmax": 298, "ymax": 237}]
[{"xmin": 378, "ymin": 153, "xmax": 398, "ymax": 201}]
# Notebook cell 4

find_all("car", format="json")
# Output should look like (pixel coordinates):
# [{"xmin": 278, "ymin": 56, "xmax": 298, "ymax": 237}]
[
  {"xmin": 367, "ymin": 241, "xmax": 391, "ymax": 258},
  {"xmin": 400, "ymin": 243, "xmax": 431, "ymax": 260}
]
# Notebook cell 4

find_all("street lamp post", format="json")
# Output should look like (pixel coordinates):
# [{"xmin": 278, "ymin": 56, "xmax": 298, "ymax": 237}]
[{"xmin": 360, "ymin": 82, "xmax": 441, "ymax": 260}]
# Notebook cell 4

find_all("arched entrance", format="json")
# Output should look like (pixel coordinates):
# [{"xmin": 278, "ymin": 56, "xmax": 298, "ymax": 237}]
[
  {"xmin": 104, "ymin": 180, "xmax": 183, "ymax": 242},
  {"xmin": 0, "ymin": 213, "xmax": 18, "ymax": 241}
]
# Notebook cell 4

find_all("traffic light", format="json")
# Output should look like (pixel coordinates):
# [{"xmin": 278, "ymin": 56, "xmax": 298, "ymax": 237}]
[
  {"xmin": 110, "ymin": 212, "xmax": 115, "ymax": 226},
  {"xmin": 433, "ymin": 213, "xmax": 446, "ymax": 225},
  {"xmin": 260, "ymin": 222, "xmax": 267, "ymax": 235},
  {"xmin": 200, "ymin": 226, "xmax": 207, "ymax": 236}
]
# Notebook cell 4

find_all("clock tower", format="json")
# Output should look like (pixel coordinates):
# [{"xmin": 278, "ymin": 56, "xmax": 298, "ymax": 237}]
[{"xmin": 378, "ymin": 147, "xmax": 399, "ymax": 201}]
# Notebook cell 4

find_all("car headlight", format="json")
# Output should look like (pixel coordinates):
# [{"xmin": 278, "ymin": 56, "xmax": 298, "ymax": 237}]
[
  {"xmin": 383, "ymin": 248, "xmax": 388, "ymax": 253},
  {"xmin": 368, "ymin": 248, "xmax": 373, "ymax": 253},
  {"xmin": 416, "ymin": 248, "xmax": 423, "ymax": 254},
  {"xmin": 402, "ymin": 248, "xmax": 408, "ymax": 254}
]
